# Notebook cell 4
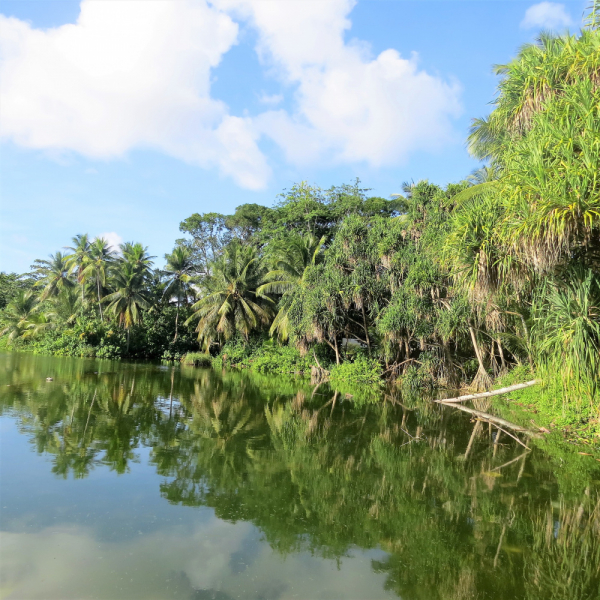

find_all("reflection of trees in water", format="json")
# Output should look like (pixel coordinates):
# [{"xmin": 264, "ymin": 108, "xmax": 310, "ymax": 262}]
[{"xmin": 1, "ymin": 353, "xmax": 599, "ymax": 599}]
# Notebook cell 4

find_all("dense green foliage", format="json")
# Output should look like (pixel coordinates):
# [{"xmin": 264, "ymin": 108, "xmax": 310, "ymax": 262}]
[{"xmin": 1, "ymin": 12, "xmax": 599, "ymax": 430}]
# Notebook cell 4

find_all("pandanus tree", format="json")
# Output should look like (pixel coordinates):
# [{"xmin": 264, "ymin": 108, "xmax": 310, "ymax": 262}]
[
  {"xmin": 81, "ymin": 238, "xmax": 115, "ymax": 322},
  {"xmin": 163, "ymin": 246, "xmax": 194, "ymax": 342},
  {"xmin": 33, "ymin": 251, "xmax": 74, "ymax": 301},
  {"xmin": 186, "ymin": 242, "xmax": 273, "ymax": 352},
  {"xmin": 257, "ymin": 233, "xmax": 325, "ymax": 341},
  {"xmin": 103, "ymin": 260, "xmax": 152, "ymax": 352}
]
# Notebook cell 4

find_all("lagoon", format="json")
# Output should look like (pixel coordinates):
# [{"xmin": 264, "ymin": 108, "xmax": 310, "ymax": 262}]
[{"xmin": 1, "ymin": 353, "xmax": 598, "ymax": 600}]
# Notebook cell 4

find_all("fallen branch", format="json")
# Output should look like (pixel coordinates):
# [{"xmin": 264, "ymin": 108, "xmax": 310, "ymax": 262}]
[
  {"xmin": 435, "ymin": 380, "xmax": 540, "ymax": 404},
  {"xmin": 438, "ymin": 402, "xmax": 540, "ymax": 437}
]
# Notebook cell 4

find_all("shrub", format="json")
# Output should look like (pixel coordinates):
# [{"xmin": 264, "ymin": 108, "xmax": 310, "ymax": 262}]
[
  {"xmin": 329, "ymin": 355, "xmax": 383, "ymax": 387},
  {"xmin": 181, "ymin": 352, "xmax": 212, "ymax": 367}
]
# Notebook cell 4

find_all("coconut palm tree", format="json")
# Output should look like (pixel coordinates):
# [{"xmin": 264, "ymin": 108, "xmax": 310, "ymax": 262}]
[
  {"xmin": 33, "ymin": 252, "xmax": 74, "ymax": 301},
  {"xmin": 0, "ymin": 290, "xmax": 48, "ymax": 342},
  {"xmin": 163, "ymin": 246, "xmax": 194, "ymax": 341},
  {"xmin": 257, "ymin": 233, "xmax": 325, "ymax": 341},
  {"xmin": 102, "ymin": 261, "xmax": 151, "ymax": 352},
  {"xmin": 120, "ymin": 242, "xmax": 155, "ymax": 278},
  {"xmin": 81, "ymin": 238, "xmax": 115, "ymax": 322},
  {"xmin": 186, "ymin": 242, "xmax": 273, "ymax": 351},
  {"xmin": 65, "ymin": 234, "xmax": 91, "ymax": 305}
]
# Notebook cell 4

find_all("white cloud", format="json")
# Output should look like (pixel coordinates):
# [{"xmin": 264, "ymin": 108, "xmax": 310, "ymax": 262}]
[
  {"xmin": 521, "ymin": 2, "xmax": 573, "ymax": 29},
  {"xmin": 95, "ymin": 232, "xmax": 123, "ymax": 253},
  {"xmin": 0, "ymin": 0, "xmax": 270, "ymax": 189},
  {"xmin": 258, "ymin": 92, "xmax": 284, "ymax": 106},
  {"xmin": 219, "ymin": 0, "xmax": 462, "ymax": 167},
  {"xmin": 1, "ymin": 0, "xmax": 462, "ymax": 186}
]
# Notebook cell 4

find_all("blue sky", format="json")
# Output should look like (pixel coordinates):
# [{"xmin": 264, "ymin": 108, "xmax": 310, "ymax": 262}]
[{"xmin": 0, "ymin": 0, "xmax": 586, "ymax": 272}]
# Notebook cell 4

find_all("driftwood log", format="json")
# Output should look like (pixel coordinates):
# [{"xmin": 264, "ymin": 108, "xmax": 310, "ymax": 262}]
[
  {"xmin": 438, "ymin": 402, "xmax": 540, "ymax": 438},
  {"xmin": 434, "ymin": 380, "xmax": 540, "ymax": 404}
]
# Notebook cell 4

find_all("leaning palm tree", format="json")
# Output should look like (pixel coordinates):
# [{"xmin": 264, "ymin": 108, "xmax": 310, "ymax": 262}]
[
  {"xmin": 81, "ymin": 238, "xmax": 115, "ymax": 322},
  {"xmin": 102, "ymin": 261, "xmax": 151, "ymax": 352},
  {"xmin": 163, "ymin": 246, "xmax": 194, "ymax": 341},
  {"xmin": 185, "ymin": 243, "xmax": 273, "ymax": 352},
  {"xmin": 33, "ymin": 251, "xmax": 74, "ymax": 301},
  {"xmin": 257, "ymin": 233, "xmax": 325, "ymax": 341}
]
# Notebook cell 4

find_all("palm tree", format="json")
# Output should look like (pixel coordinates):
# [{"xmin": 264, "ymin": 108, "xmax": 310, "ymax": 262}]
[
  {"xmin": 47, "ymin": 287, "xmax": 81, "ymax": 325},
  {"xmin": 65, "ymin": 234, "xmax": 91, "ymax": 305},
  {"xmin": 103, "ymin": 261, "xmax": 151, "ymax": 352},
  {"xmin": 33, "ymin": 252, "xmax": 74, "ymax": 301},
  {"xmin": 185, "ymin": 243, "xmax": 273, "ymax": 352},
  {"xmin": 163, "ymin": 246, "xmax": 194, "ymax": 341},
  {"xmin": 81, "ymin": 238, "xmax": 115, "ymax": 322},
  {"xmin": 257, "ymin": 233, "xmax": 325, "ymax": 341},
  {"xmin": 0, "ymin": 290, "xmax": 48, "ymax": 342},
  {"xmin": 120, "ymin": 242, "xmax": 155, "ymax": 277}
]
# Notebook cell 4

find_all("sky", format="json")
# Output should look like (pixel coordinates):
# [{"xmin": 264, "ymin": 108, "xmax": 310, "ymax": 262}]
[{"xmin": 0, "ymin": 0, "xmax": 587, "ymax": 273}]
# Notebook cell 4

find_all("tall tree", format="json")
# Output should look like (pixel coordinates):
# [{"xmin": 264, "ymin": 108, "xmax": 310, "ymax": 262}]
[
  {"xmin": 81, "ymin": 238, "xmax": 115, "ymax": 322},
  {"xmin": 186, "ymin": 243, "xmax": 273, "ymax": 352},
  {"xmin": 33, "ymin": 252, "xmax": 74, "ymax": 301},
  {"xmin": 163, "ymin": 246, "xmax": 194, "ymax": 341},
  {"xmin": 103, "ymin": 261, "xmax": 151, "ymax": 352},
  {"xmin": 65, "ymin": 234, "xmax": 91, "ymax": 305},
  {"xmin": 258, "ymin": 233, "xmax": 325, "ymax": 341}
]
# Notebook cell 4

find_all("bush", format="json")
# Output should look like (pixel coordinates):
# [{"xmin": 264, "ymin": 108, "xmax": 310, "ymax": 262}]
[
  {"xmin": 329, "ymin": 355, "xmax": 383, "ymax": 387},
  {"xmin": 181, "ymin": 352, "xmax": 212, "ymax": 367},
  {"xmin": 218, "ymin": 335, "xmax": 312, "ymax": 375}
]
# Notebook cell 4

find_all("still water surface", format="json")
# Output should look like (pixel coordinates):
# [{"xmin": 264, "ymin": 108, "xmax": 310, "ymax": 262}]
[{"xmin": 0, "ymin": 353, "xmax": 599, "ymax": 600}]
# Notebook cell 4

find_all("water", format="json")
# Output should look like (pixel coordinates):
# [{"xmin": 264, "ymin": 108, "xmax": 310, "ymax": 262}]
[{"xmin": 0, "ymin": 353, "xmax": 599, "ymax": 600}]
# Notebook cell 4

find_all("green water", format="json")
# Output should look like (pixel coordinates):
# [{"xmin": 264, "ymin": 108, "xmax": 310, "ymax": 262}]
[{"xmin": 0, "ymin": 353, "xmax": 598, "ymax": 600}]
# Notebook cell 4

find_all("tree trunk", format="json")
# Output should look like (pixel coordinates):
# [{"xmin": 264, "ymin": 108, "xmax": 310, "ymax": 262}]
[
  {"xmin": 469, "ymin": 325, "xmax": 492, "ymax": 391},
  {"xmin": 126, "ymin": 329, "xmax": 130, "ymax": 354},
  {"xmin": 97, "ymin": 279, "xmax": 103, "ymax": 322},
  {"xmin": 173, "ymin": 301, "xmax": 179, "ymax": 342},
  {"xmin": 496, "ymin": 337, "xmax": 507, "ymax": 373},
  {"xmin": 334, "ymin": 335, "xmax": 340, "ymax": 365},
  {"xmin": 361, "ymin": 304, "xmax": 371, "ymax": 356}
]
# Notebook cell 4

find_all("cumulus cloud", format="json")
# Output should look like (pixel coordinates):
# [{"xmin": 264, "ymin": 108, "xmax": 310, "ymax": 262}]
[
  {"xmin": 521, "ymin": 2, "xmax": 573, "ymax": 29},
  {"xmin": 95, "ymin": 232, "xmax": 123, "ymax": 253},
  {"xmin": 219, "ymin": 0, "xmax": 461, "ymax": 167},
  {"xmin": 0, "ymin": 0, "xmax": 270, "ymax": 189},
  {"xmin": 1, "ymin": 0, "xmax": 462, "ymax": 186}
]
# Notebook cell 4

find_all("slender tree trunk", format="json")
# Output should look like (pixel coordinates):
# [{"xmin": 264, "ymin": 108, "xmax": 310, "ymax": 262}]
[
  {"xmin": 334, "ymin": 335, "xmax": 340, "ymax": 365},
  {"xmin": 496, "ymin": 337, "xmax": 507, "ymax": 373},
  {"xmin": 361, "ymin": 304, "xmax": 371, "ymax": 356},
  {"xmin": 469, "ymin": 324, "xmax": 492, "ymax": 391},
  {"xmin": 126, "ymin": 329, "xmax": 130, "ymax": 354},
  {"xmin": 173, "ymin": 300, "xmax": 180, "ymax": 342},
  {"xmin": 97, "ymin": 278, "xmax": 103, "ymax": 322},
  {"xmin": 469, "ymin": 326, "xmax": 486, "ymax": 372}
]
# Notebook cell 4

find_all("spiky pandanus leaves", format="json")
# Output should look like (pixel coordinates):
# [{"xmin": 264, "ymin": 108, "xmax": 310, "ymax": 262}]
[
  {"xmin": 469, "ymin": 27, "xmax": 600, "ymax": 161},
  {"xmin": 499, "ymin": 79, "xmax": 600, "ymax": 272},
  {"xmin": 533, "ymin": 268, "xmax": 600, "ymax": 406},
  {"xmin": 186, "ymin": 243, "xmax": 274, "ymax": 352}
]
